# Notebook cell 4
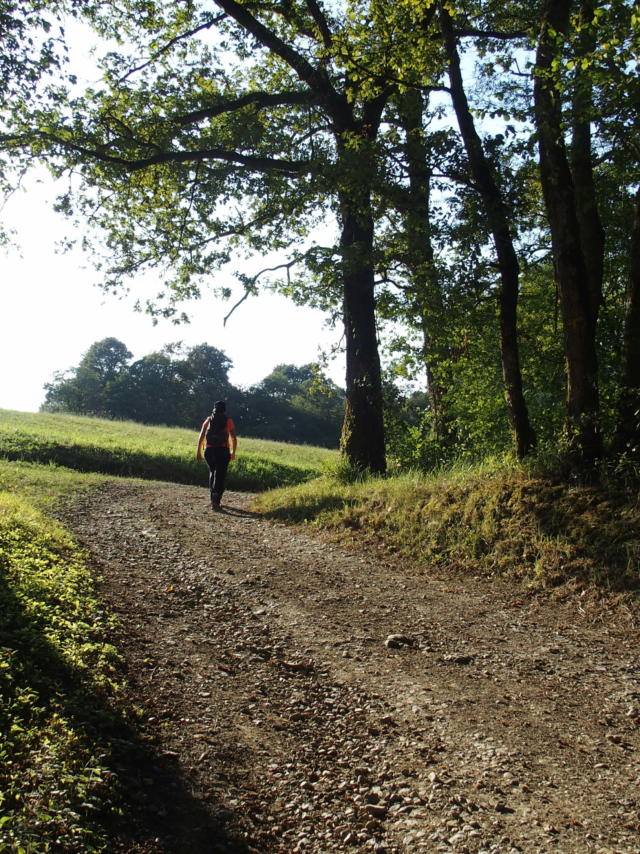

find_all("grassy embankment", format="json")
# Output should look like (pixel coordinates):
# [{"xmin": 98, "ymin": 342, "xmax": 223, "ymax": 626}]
[
  {"xmin": 0, "ymin": 462, "xmax": 125, "ymax": 852},
  {"xmin": 0, "ymin": 410, "xmax": 336, "ymax": 851},
  {"xmin": 256, "ymin": 459, "xmax": 640, "ymax": 594}
]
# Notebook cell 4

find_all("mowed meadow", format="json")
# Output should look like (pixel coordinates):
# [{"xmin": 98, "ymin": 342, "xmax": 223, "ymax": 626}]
[
  {"xmin": 0, "ymin": 409, "xmax": 336, "ymax": 851},
  {"xmin": 0, "ymin": 409, "xmax": 337, "ymax": 491}
]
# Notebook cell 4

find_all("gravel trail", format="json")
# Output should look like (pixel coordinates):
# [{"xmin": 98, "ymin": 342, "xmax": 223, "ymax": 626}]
[{"xmin": 60, "ymin": 480, "xmax": 640, "ymax": 854}]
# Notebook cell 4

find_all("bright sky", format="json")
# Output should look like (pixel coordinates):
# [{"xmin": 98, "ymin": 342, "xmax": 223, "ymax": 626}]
[
  {"xmin": 0, "ymin": 174, "xmax": 344, "ymax": 414},
  {"xmin": 0, "ymin": 14, "xmax": 346, "ymax": 416}
]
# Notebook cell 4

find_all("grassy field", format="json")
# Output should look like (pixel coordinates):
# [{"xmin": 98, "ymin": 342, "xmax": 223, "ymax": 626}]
[
  {"xmin": 0, "ymin": 409, "xmax": 337, "ymax": 491},
  {"xmin": 255, "ymin": 459, "xmax": 640, "ymax": 594}
]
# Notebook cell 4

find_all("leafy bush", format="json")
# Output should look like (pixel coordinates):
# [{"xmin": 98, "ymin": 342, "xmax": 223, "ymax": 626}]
[{"xmin": 0, "ymin": 493, "xmax": 123, "ymax": 852}]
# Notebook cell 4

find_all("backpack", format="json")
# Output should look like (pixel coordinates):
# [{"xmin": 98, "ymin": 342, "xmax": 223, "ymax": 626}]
[{"xmin": 206, "ymin": 413, "xmax": 228, "ymax": 446}]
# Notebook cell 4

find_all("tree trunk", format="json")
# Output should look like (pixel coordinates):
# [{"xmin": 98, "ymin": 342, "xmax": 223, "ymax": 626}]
[
  {"xmin": 397, "ymin": 89, "xmax": 451, "ymax": 444},
  {"xmin": 533, "ymin": 0, "xmax": 602, "ymax": 466},
  {"xmin": 614, "ymin": 186, "xmax": 640, "ymax": 454},
  {"xmin": 571, "ymin": 0, "xmax": 605, "ymax": 327},
  {"xmin": 337, "ymin": 182, "xmax": 386, "ymax": 474},
  {"xmin": 440, "ymin": 6, "xmax": 536, "ymax": 459}
]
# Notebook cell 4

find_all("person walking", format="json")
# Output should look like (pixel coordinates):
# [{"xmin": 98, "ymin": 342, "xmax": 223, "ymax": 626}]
[{"xmin": 196, "ymin": 400, "xmax": 237, "ymax": 510}]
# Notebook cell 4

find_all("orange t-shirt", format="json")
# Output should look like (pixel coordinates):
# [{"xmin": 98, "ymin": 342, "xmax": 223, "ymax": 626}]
[{"xmin": 202, "ymin": 416, "xmax": 235, "ymax": 449}]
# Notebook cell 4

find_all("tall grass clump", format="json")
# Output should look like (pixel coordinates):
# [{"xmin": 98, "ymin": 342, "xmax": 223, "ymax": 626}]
[{"xmin": 0, "ymin": 491, "xmax": 124, "ymax": 852}]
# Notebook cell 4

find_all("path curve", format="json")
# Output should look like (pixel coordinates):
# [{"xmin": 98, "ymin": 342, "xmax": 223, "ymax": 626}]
[{"xmin": 60, "ymin": 481, "xmax": 640, "ymax": 854}]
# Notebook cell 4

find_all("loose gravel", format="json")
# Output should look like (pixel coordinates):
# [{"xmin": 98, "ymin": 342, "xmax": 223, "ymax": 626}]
[{"xmin": 59, "ymin": 480, "xmax": 640, "ymax": 854}]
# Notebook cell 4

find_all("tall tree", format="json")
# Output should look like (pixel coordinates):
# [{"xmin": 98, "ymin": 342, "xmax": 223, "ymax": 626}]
[
  {"xmin": 439, "ymin": 3, "xmax": 536, "ymax": 459},
  {"xmin": 395, "ymin": 89, "xmax": 452, "ymax": 444},
  {"xmin": 614, "ymin": 186, "xmax": 640, "ymax": 454},
  {"xmin": 5, "ymin": 0, "xmax": 393, "ymax": 472},
  {"xmin": 43, "ymin": 337, "xmax": 132, "ymax": 415},
  {"xmin": 533, "ymin": 0, "xmax": 602, "ymax": 465}
]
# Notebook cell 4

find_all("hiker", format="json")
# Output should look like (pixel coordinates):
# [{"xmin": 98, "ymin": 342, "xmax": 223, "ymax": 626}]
[{"xmin": 196, "ymin": 400, "xmax": 237, "ymax": 510}]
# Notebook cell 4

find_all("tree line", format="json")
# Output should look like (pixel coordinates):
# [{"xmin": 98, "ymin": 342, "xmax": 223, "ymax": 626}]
[
  {"xmin": 1, "ymin": 0, "xmax": 638, "ymax": 475},
  {"xmin": 42, "ymin": 337, "xmax": 345, "ymax": 448}
]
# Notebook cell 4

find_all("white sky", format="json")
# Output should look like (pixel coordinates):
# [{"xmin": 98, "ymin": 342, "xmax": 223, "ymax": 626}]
[{"xmin": 0, "ymin": 175, "xmax": 344, "ymax": 414}]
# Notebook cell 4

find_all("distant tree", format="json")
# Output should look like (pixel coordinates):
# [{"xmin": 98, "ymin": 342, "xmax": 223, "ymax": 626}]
[
  {"xmin": 257, "ymin": 365, "xmax": 317, "ymax": 402},
  {"xmin": 42, "ymin": 339, "xmax": 343, "ymax": 444},
  {"xmin": 241, "ymin": 363, "xmax": 344, "ymax": 447},
  {"xmin": 173, "ymin": 344, "xmax": 233, "ymax": 425},
  {"xmin": 43, "ymin": 337, "xmax": 132, "ymax": 415},
  {"xmin": 110, "ymin": 350, "xmax": 181, "ymax": 424}
]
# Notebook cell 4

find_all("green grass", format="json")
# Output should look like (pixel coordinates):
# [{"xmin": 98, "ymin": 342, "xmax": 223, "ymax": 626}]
[
  {"xmin": 0, "ymin": 484, "xmax": 125, "ymax": 852},
  {"xmin": 0, "ymin": 409, "xmax": 337, "ymax": 491},
  {"xmin": 255, "ymin": 459, "xmax": 640, "ymax": 593}
]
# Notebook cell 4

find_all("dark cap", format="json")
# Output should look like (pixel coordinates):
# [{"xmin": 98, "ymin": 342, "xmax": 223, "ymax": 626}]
[{"xmin": 213, "ymin": 400, "xmax": 226, "ymax": 411}]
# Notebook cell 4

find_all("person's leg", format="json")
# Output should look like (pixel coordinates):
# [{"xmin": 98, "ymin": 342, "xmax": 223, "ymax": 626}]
[
  {"xmin": 204, "ymin": 447, "xmax": 218, "ymax": 507},
  {"xmin": 211, "ymin": 447, "xmax": 230, "ymax": 504}
]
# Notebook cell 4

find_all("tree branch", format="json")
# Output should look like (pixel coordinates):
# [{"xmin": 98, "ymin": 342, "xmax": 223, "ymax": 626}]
[
  {"xmin": 304, "ymin": 0, "xmax": 333, "ymax": 49},
  {"xmin": 454, "ymin": 27, "xmax": 528, "ymax": 40},
  {"xmin": 224, "ymin": 258, "xmax": 301, "ymax": 324},
  {"xmin": 174, "ymin": 90, "xmax": 315, "ymax": 126},
  {"xmin": 38, "ymin": 132, "xmax": 309, "ymax": 175},
  {"xmin": 213, "ymin": 0, "xmax": 346, "ymax": 118},
  {"xmin": 223, "ymin": 288, "xmax": 252, "ymax": 325}
]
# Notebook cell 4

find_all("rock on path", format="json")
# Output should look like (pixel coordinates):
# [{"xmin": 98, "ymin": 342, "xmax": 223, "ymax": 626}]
[{"xmin": 60, "ymin": 480, "xmax": 640, "ymax": 854}]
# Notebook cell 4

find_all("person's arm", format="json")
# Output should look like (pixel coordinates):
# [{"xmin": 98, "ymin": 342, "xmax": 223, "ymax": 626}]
[
  {"xmin": 229, "ymin": 429, "xmax": 237, "ymax": 461},
  {"xmin": 196, "ymin": 419, "xmax": 208, "ymax": 462}
]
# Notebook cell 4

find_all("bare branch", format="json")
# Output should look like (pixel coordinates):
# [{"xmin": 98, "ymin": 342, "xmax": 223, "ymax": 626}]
[
  {"xmin": 224, "ymin": 258, "xmax": 301, "ymax": 325},
  {"xmin": 454, "ymin": 27, "xmax": 528, "ymax": 40},
  {"xmin": 37, "ymin": 132, "xmax": 309, "ymax": 175},
  {"xmin": 223, "ymin": 288, "xmax": 251, "ymax": 325}
]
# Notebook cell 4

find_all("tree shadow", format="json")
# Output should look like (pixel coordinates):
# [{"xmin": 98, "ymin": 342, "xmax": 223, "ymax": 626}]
[
  {"xmin": 256, "ymin": 494, "xmax": 352, "ymax": 524},
  {"xmin": 0, "ymin": 568, "xmax": 252, "ymax": 853},
  {"xmin": 515, "ymin": 481, "xmax": 640, "ymax": 591}
]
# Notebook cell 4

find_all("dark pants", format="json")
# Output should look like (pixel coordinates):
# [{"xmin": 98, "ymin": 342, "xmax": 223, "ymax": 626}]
[{"xmin": 204, "ymin": 446, "xmax": 230, "ymax": 505}]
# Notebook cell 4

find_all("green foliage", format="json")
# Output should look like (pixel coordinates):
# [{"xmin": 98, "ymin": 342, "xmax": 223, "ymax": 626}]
[
  {"xmin": 0, "ymin": 491, "xmax": 123, "ymax": 852},
  {"xmin": 43, "ymin": 340, "xmax": 344, "ymax": 448},
  {"xmin": 43, "ymin": 339, "xmax": 233, "ymax": 426},
  {"xmin": 2, "ymin": 0, "xmax": 639, "ymax": 474},
  {"xmin": 240, "ymin": 363, "xmax": 345, "ymax": 447}
]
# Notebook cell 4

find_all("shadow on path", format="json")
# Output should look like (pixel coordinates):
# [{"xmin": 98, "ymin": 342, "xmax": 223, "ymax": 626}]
[{"xmin": 0, "ymin": 565, "xmax": 251, "ymax": 854}]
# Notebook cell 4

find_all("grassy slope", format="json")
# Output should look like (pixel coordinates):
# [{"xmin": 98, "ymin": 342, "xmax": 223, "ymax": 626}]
[
  {"xmin": 255, "ymin": 462, "xmax": 640, "ymax": 593},
  {"xmin": 0, "ymin": 465, "xmax": 126, "ymax": 852},
  {"xmin": 0, "ymin": 409, "xmax": 337, "ymax": 490}
]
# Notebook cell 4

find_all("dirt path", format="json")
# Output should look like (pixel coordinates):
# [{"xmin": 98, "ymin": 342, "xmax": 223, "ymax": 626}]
[{"xmin": 60, "ymin": 480, "xmax": 639, "ymax": 854}]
